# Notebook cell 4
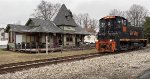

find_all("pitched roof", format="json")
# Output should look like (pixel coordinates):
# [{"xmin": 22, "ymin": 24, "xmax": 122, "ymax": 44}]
[
  {"xmin": 6, "ymin": 18, "xmax": 62, "ymax": 33},
  {"xmin": 6, "ymin": 23, "xmax": 89, "ymax": 35},
  {"xmin": 26, "ymin": 18, "xmax": 62, "ymax": 33},
  {"xmin": 74, "ymin": 26, "xmax": 90, "ymax": 35},
  {"xmin": 53, "ymin": 4, "xmax": 78, "ymax": 27},
  {"xmin": 6, "ymin": 24, "xmax": 31, "ymax": 32}
]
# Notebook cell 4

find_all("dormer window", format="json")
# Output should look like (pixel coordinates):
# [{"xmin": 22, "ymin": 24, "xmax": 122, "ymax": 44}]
[
  {"xmin": 65, "ymin": 10, "xmax": 73, "ymax": 21},
  {"xmin": 65, "ymin": 15, "xmax": 69, "ymax": 21}
]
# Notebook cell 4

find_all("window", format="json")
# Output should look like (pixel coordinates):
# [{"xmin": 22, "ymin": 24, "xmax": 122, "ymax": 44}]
[
  {"xmin": 64, "ymin": 26, "xmax": 75, "ymax": 31},
  {"xmin": 123, "ymin": 20, "xmax": 127, "ymax": 26},
  {"xmin": 101, "ymin": 23, "xmax": 105, "ymax": 27},
  {"xmin": 100, "ymin": 20, "xmax": 105, "ymax": 28},
  {"xmin": 66, "ymin": 34, "xmax": 73, "ymax": 42},
  {"xmin": 117, "ymin": 20, "xmax": 121, "ymax": 24},
  {"xmin": 1, "ymin": 33, "xmax": 4, "ymax": 36},
  {"xmin": 87, "ymin": 35, "xmax": 91, "ymax": 40},
  {"xmin": 108, "ymin": 22, "xmax": 111, "ymax": 26},
  {"xmin": 65, "ymin": 16, "xmax": 69, "ymax": 21}
]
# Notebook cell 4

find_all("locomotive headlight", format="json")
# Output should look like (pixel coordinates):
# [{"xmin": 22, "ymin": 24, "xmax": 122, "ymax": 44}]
[
  {"xmin": 110, "ymin": 39, "xmax": 112, "ymax": 42},
  {"xmin": 95, "ymin": 40, "xmax": 98, "ymax": 42}
]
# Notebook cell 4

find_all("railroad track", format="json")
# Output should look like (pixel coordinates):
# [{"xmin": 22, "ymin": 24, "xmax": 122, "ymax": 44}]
[
  {"xmin": 0, "ymin": 52, "xmax": 109, "ymax": 74},
  {"xmin": 0, "ymin": 46, "xmax": 148, "ymax": 75}
]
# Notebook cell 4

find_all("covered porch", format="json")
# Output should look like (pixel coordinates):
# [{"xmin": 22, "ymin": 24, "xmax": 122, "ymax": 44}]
[
  {"xmin": 10, "ymin": 32, "xmax": 62, "ymax": 53},
  {"xmin": 13, "ymin": 32, "xmax": 86, "ymax": 53}
]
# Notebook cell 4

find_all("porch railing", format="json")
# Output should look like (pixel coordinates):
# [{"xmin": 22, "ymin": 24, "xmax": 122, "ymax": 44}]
[{"xmin": 15, "ymin": 42, "xmax": 95, "ymax": 52}]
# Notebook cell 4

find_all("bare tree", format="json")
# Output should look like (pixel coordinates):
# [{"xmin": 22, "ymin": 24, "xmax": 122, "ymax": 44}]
[
  {"xmin": 82, "ymin": 13, "xmax": 90, "ymax": 29},
  {"xmin": 108, "ymin": 4, "xmax": 148, "ymax": 27},
  {"xmin": 73, "ymin": 13, "xmax": 90, "ymax": 29},
  {"xmin": 92, "ymin": 19, "xmax": 98, "ymax": 30},
  {"xmin": 74, "ymin": 13, "xmax": 98, "ymax": 33},
  {"xmin": 73, "ymin": 14, "xmax": 84, "ymax": 27},
  {"xmin": 88, "ymin": 19, "xmax": 98, "ymax": 33},
  {"xmin": 109, "ymin": 9, "xmax": 125, "ymax": 17},
  {"xmin": 32, "ymin": 0, "xmax": 61, "ymax": 21},
  {"xmin": 126, "ymin": 4, "xmax": 148, "ymax": 27}
]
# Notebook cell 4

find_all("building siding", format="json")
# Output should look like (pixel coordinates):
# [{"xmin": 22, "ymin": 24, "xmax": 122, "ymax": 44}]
[
  {"xmin": 22, "ymin": 34, "xmax": 26, "ymax": 42},
  {"xmin": 64, "ymin": 34, "xmax": 75, "ymax": 46}
]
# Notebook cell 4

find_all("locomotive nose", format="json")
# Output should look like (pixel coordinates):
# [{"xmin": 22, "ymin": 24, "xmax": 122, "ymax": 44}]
[
  {"xmin": 101, "ymin": 44, "xmax": 106, "ymax": 48},
  {"xmin": 96, "ymin": 40, "xmax": 116, "ymax": 53}
]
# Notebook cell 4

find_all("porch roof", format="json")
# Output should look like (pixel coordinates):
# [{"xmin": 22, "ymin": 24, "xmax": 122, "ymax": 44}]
[{"xmin": 6, "ymin": 24, "xmax": 90, "ymax": 35}]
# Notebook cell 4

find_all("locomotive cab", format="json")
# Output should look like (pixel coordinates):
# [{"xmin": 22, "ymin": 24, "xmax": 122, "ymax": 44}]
[{"xmin": 98, "ymin": 16, "xmax": 128, "ymax": 39}]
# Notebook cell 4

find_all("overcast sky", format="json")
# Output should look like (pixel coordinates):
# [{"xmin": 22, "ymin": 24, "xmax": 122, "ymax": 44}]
[{"xmin": 0, "ymin": 0, "xmax": 150, "ymax": 28}]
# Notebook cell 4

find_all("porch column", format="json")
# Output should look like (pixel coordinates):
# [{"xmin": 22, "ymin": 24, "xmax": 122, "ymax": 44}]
[
  {"xmin": 25, "ymin": 34, "xmax": 27, "ymax": 51},
  {"xmin": 46, "ymin": 33, "xmax": 48, "ymax": 54},
  {"xmin": 13, "ymin": 32, "xmax": 16, "ymax": 51},
  {"xmin": 36, "ymin": 33, "xmax": 40, "ymax": 53},
  {"xmin": 49, "ymin": 33, "xmax": 51, "ymax": 51},
  {"xmin": 35, "ymin": 34, "xmax": 38, "ymax": 53},
  {"xmin": 30, "ymin": 34, "xmax": 31, "ymax": 53},
  {"xmin": 62, "ymin": 34, "xmax": 64, "ymax": 46}
]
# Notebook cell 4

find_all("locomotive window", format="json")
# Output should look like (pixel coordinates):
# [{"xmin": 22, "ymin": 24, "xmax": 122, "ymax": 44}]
[
  {"xmin": 122, "ymin": 19, "xmax": 124, "ymax": 24},
  {"xmin": 100, "ymin": 20, "xmax": 105, "ymax": 28},
  {"xmin": 101, "ymin": 23, "xmax": 105, "ymax": 27},
  {"xmin": 100, "ymin": 18, "xmax": 116, "ymax": 28},
  {"xmin": 117, "ymin": 19, "xmax": 121, "ymax": 24},
  {"xmin": 123, "ymin": 20, "xmax": 127, "ymax": 26},
  {"xmin": 108, "ymin": 22, "xmax": 111, "ymax": 26}
]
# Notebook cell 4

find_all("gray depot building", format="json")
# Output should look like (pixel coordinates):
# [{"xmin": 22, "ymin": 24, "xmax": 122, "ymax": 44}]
[{"xmin": 5, "ymin": 4, "xmax": 89, "ymax": 52}]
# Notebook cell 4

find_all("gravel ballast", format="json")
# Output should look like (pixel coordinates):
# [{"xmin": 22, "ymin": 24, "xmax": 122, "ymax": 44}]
[{"xmin": 0, "ymin": 48, "xmax": 150, "ymax": 79}]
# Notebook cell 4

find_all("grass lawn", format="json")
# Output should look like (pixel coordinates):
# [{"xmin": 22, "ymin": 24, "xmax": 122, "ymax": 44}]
[{"xmin": 0, "ymin": 49, "xmax": 97, "ymax": 65}]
